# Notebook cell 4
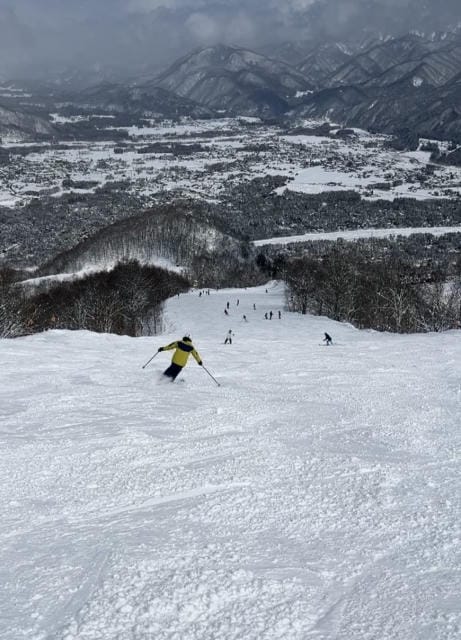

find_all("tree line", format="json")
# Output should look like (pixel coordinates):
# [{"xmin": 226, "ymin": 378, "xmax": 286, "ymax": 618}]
[
  {"xmin": 38, "ymin": 202, "xmax": 263, "ymax": 289},
  {"xmin": 3, "ymin": 224, "xmax": 461, "ymax": 338},
  {"xmin": 280, "ymin": 245, "xmax": 461, "ymax": 333},
  {"xmin": 0, "ymin": 261, "xmax": 189, "ymax": 338}
]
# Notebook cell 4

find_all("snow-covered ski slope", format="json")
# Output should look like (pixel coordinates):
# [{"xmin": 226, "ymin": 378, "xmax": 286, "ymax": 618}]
[{"xmin": 1, "ymin": 283, "xmax": 460, "ymax": 640}]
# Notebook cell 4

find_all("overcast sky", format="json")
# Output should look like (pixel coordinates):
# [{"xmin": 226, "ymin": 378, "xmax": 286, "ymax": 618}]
[
  {"xmin": 3, "ymin": 0, "xmax": 312, "ymax": 78},
  {"xmin": 0, "ymin": 0, "xmax": 458, "ymax": 81}
]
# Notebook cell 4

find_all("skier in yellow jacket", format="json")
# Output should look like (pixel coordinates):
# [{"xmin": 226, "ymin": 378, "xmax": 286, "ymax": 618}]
[{"xmin": 158, "ymin": 336, "xmax": 203, "ymax": 381}]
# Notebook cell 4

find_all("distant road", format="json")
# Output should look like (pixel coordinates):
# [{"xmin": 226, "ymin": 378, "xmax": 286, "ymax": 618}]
[{"xmin": 253, "ymin": 226, "xmax": 461, "ymax": 246}]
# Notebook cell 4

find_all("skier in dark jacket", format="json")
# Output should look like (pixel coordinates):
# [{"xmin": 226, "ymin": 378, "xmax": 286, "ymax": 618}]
[
  {"xmin": 158, "ymin": 336, "xmax": 203, "ymax": 380},
  {"xmin": 323, "ymin": 332, "xmax": 332, "ymax": 346}
]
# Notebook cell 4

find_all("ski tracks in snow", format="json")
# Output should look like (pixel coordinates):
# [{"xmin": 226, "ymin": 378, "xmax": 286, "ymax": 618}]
[{"xmin": 1, "ymin": 284, "xmax": 461, "ymax": 639}]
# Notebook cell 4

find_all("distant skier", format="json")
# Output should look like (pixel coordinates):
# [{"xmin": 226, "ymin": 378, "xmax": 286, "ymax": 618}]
[
  {"xmin": 269, "ymin": 311, "xmax": 273, "ymax": 320},
  {"xmin": 226, "ymin": 301, "xmax": 230, "ymax": 309},
  {"xmin": 157, "ymin": 336, "xmax": 203, "ymax": 381},
  {"xmin": 323, "ymin": 332, "xmax": 333, "ymax": 346},
  {"xmin": 224, "ymin": 329, "xmax": 233, "ymax": 344},
  {"xmin": 224, "ymin": 308, "xmax": 229, "ymax": 316},
  {"xmin": 278, "ymin": 310, "xmax": 282, "ymax": 319},
  {"xmin": 242, "ymin": 315, "xmax": 248, "ymax": 322},
  {"xmin": 264, "ymin": 312, "xmax": 268, "ymax": 319},
  {"xmin": 236, "ymin": 299, "xmax": 239, "ymax": 306},
  {"xmin": 253, "ymin": 303, "xmax": 256, "ymax": 310}
]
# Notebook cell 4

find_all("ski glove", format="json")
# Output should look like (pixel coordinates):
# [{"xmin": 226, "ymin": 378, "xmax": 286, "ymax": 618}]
[
  {"xmin": 158, "ymin": 347, "xmax": 163, "ymax": 352},
  {"xmin": 198, "ymin": 361, "xmax": 203, "ymax": 366}
]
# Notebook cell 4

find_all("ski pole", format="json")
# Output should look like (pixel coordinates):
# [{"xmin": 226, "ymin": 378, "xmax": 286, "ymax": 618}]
[
  {"xmin": 142, "ymin": 351, "xmax": 160, "ymax": 369},
  {"xmin": 201, "ymin": 364, "xmax": 221, "ymax": 387}
]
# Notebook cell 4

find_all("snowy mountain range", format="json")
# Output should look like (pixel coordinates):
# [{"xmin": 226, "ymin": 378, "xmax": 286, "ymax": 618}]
[
  {"xmin": 154, "ymin": 45, "xmax": 312, "ymax": 117},
  {"xmin": 320, "ymin": 33, "xmax": 461, "ymax": 89},
  {"xmin": 293, "ymin": 32, "xmax": 461, "ymax": 142},
  {"xmin": 55, "ymin": 33, "xmax": 461, "ymax": 142},
  {"xmin": 2, "ymin": 5, "xmax": 461, "ymax": 142}
]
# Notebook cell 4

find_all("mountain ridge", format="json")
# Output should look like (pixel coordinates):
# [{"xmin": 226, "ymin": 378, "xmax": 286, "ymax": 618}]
[
  {"xmin": 5, "ymin": 28, "xmax": 461, "ymax": 143},
  {"xmin": 154, "ymin": 44, "xmax": 313, "ymax": 117}
]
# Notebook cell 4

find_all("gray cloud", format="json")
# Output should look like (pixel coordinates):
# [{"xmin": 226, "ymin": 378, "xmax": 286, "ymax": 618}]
[{"xmin": 0, "ymin": 0, "xmax": 459, "ymax": 82}]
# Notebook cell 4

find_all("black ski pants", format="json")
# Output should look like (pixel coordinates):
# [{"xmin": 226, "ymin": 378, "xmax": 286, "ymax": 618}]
[{"xmin": 163, "ymin": 363, "xmax": 183, "ymax": 380}]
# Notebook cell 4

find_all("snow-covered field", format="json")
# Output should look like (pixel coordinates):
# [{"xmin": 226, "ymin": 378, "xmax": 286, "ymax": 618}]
[
  {"xmin": 254, "ymin": 225, "xmax": 461, "ymax": 246},
  {"xmin": 1, "ymin": 283, "xmax": 460, "ymax": 639},
  {"xmin": 2, "ymin": 118, "xmax": 461, "ymax": 208}
]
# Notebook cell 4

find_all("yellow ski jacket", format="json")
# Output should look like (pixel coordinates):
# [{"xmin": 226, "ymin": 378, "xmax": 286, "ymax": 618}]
[{"xmin": 161, "ymin": 339, "xmax": 202, "ymax": 367}]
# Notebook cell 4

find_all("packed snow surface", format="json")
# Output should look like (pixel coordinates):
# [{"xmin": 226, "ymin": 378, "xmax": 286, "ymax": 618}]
[{"xmin": 1, "ymin": 283, "xmax": 460, "ymax": 639}]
